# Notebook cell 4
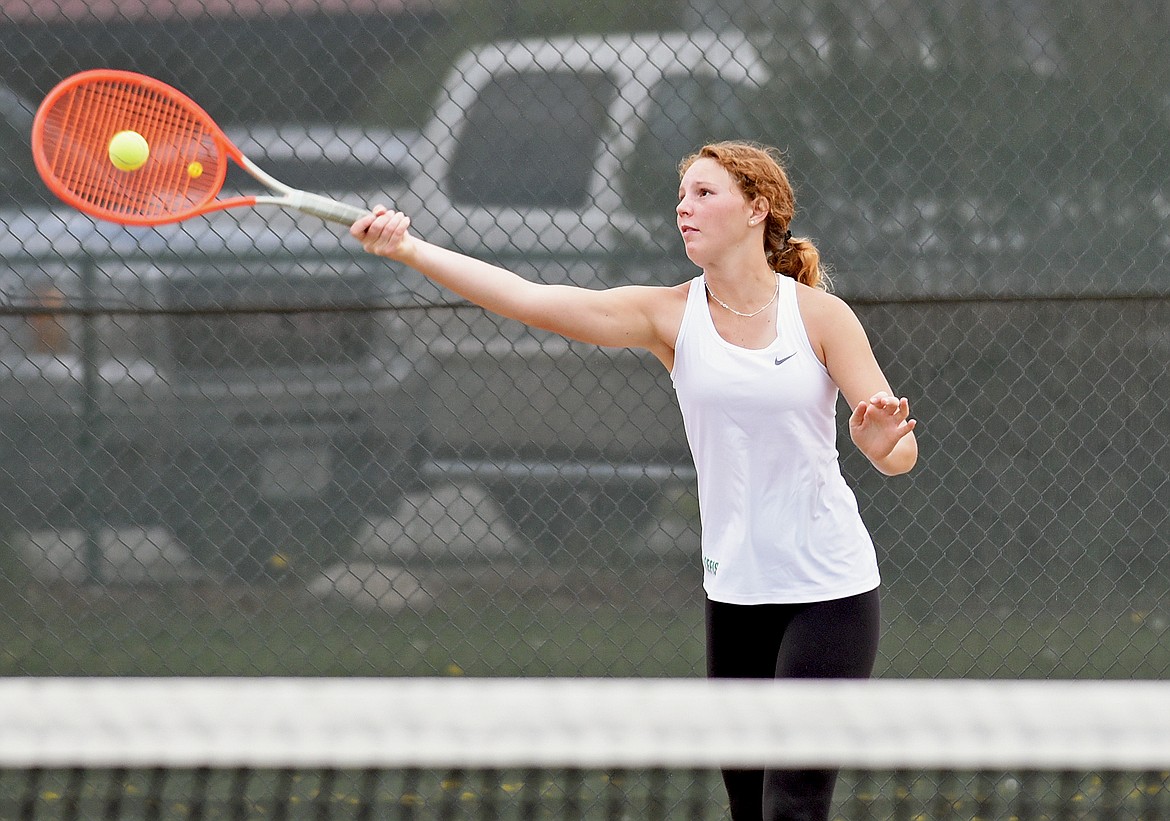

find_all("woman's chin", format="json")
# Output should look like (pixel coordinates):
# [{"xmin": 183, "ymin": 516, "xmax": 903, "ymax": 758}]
[{"xmin": 681, "ymin": 243, "xmax": 707, "ymax": 268}]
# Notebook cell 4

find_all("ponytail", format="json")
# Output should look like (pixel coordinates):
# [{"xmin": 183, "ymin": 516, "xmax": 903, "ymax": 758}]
[{"xmin": 771, "ymin": 231, "xmax": 830, "ymax": 291}]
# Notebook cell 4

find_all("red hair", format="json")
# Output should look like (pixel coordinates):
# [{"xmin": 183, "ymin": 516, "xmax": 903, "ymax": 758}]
[{"xmin": 680, "ymin": 141, "xmax": 828, "ymax": 290}]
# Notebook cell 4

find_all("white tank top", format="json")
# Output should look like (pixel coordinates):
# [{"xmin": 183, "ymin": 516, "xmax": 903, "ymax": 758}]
[{"xmin": 671, "ymin": 274, "xmax": 880, "ymax": 604}]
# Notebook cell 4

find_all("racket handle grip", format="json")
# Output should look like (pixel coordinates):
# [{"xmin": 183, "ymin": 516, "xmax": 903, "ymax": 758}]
[{"xmin": 286, "ymin": 191, "xmax": 371, "ymax": 225}]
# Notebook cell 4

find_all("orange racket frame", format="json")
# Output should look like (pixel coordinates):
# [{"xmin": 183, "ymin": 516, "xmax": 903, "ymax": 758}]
[{"xmin": 31, "ymin": 69, "xmax": 368, "ymax": 226}]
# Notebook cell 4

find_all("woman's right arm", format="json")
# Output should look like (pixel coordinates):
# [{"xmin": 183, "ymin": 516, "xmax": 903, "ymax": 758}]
[{"xmin": 352, "ymin": 206, "xmax": 682, "ymax": 364}]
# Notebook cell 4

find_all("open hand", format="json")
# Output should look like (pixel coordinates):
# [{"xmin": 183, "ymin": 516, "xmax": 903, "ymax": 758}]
[{"xmin": 849, "ymin": 392, "xmax": 917, "ymax": 469}]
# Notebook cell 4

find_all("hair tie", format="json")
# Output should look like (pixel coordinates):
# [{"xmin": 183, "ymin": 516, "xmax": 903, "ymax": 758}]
[{"xmin": 782, "ymin": 230, "xmax": 792, "ymax": 244}]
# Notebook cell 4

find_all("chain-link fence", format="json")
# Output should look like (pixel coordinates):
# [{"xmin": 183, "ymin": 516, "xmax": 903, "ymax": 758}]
[{"xmin": 0, "ymin": 0, "xmax": 1166, "ymax": 679}]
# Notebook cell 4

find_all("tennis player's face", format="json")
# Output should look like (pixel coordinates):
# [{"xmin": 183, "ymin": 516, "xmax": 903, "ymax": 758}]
[{"xmin": 676, "ymin": 158, "xmax": 752, "ymax": 265}]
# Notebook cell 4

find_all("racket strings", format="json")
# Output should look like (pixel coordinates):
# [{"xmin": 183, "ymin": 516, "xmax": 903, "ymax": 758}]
[{"xmin": 39, "ymin": 77, "xmax": 226, "ymax": 221}]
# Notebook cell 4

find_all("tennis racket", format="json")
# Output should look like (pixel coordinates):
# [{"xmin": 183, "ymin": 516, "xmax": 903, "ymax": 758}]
[{"xmin": 31, "ymin": 69, "xmax": 370, "ymax": 227}]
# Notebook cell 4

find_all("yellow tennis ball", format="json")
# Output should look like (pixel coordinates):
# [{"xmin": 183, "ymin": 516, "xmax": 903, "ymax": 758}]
[
  {"xmin": 108, "ymin": 130, "xmax": 149, "ymax": 172},
  {"xmin": 187, "ymin": 161, "xmax": 203, "ymax": 179}
]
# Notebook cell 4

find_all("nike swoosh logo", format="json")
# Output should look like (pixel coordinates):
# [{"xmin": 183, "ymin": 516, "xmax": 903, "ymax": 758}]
[{"xmin": 774, "ymin": 352, "xmax": 797, "ymax": 366}]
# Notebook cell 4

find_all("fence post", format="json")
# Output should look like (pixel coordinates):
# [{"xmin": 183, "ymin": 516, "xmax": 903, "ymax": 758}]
[{"xmin": 77, "ymin": 254, "xmax": 104, "ymax": 584}]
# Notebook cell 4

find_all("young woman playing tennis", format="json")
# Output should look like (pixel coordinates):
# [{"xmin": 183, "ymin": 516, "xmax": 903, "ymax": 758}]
[{"xmin": 353, "ymin": 141, "xmax": 917, "ymax": 821}]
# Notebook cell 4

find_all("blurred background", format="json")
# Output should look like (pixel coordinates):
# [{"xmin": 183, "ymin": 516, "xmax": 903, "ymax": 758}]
[{"xmin": 0, "ymin": 0, "xmax": 1167, "ymax": 680}]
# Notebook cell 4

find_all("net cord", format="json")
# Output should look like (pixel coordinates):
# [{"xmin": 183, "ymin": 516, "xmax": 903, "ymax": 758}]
[{"xmin": 2, "ymin": 678, "xmax": 1168, "ymax": 772}]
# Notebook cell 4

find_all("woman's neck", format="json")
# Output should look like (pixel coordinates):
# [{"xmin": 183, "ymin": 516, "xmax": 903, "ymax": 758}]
[{"xmin": 702, "ymin": 257, "xmax": 777, "ymax": 307}]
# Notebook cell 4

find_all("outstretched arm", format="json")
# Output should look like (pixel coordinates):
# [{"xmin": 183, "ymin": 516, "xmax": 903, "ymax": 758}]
[{"xmin": 352, "ymin": 206, "xmax": 678, "ymax": 363}]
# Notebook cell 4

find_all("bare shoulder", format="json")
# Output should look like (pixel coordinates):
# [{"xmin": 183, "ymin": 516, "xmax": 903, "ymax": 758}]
[
  {"xmin": 794, "ymin": 282, "xmax": 853, "ymax": 319},
  {"xmin": 619, "ymin": 278, "xmax": 690, "ymax": 314},
  {"xmin": 659, "ymin": 278, "xmax": 693, "ymax": 311},
  {"xmin": 793, "ymin": 283, "xmax": 865, "ymax": 362},
  {"xmin": 628, "ymin": 278, "xmax": 693, "ymax": 369},
  {"xmin": 652, "ymin": 278, "xmax": 693, "ymax": 344}
]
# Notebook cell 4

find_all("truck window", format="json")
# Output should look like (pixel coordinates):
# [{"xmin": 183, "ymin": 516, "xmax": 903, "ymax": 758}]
[
  {"xmin": 448, "ymin": 70, "xmax": 617, "ymax": 209},
  {"xmin": 621, "ymin": 75, "xmax": 763, "ymax": 222}
]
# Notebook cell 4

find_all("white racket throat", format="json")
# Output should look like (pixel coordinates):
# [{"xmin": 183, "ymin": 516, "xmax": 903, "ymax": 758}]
[{"xmin": 241, "ymin": 154, "xmax": 369, "ymax": 225}]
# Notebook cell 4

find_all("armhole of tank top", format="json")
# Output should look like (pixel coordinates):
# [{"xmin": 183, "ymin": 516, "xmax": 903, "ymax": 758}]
[
  {"xmin": 669, "ymin": 276, "xmax": 704, "ymax": 380},
  {"xmin": 783, "ymin": 276, "xmax": 831, "ymax": 377}
]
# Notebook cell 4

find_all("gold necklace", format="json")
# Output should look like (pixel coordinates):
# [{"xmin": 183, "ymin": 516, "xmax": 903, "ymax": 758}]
[{"xmin": 705, "ymin": 274, "xmax": 779, "ymax": 318}]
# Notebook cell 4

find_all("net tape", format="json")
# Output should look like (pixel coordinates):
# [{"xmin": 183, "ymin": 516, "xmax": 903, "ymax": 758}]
[{"xmin": 3, "ymin": 678, "xmax": 1169, "ymax": 773}]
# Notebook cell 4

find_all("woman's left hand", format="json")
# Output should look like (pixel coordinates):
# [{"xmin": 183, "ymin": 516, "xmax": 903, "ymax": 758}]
[{"xmin": 849, "ymin": 392, "xmax": 917, "ymax": 473}]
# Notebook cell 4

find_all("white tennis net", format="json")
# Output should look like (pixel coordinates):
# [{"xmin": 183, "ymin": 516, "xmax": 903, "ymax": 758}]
[{"xmin": 2, "ymin": 677, "xmax": 1168, "ymax": 819}]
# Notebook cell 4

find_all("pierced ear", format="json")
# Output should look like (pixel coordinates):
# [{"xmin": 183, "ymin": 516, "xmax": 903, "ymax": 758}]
[{"xmin": 750, "ymin": 196, "xmax": 770, "ymax": 224}]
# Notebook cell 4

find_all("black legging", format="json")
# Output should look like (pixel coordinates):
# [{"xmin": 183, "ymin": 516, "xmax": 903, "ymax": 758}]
[{"xmin": 705, "ymin": 588, "xmax": 881, "ymax": 821}]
